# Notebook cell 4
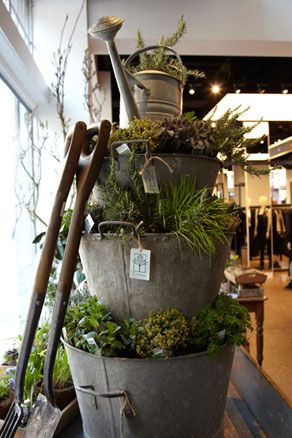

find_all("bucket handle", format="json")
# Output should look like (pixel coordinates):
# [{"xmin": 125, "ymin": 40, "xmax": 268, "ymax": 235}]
[
  {"xmin": 111, "ymin": 139, "xmax": 150, "ymax": 159},
  {"xmin": 98, "ymin": 221, "xmax": 138, "ymax": 240},
  {"xmin": 124, "ymin": 45, "xmax": 183, "ymax": 70},
  {"xmin": 76, "ymin": 385, "xmax": 135, "ymax": 417}
]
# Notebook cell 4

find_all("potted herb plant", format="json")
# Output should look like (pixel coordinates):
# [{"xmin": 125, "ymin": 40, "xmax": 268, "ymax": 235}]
[
  {"xmin": 0, "ymin": 323, "xmax": 76, "ymax": 433},
  {"xmin": 62, "ymin": 293, "xmax": 252, "ymax": 437},
  {"xmin": 82, "ymin": 175, "xmax": 238, "ymax": 320},
  {"xmin": 122, "ymin": 15, "xmax": 205, "ymax": 121},
  {"xmin": 97, "ymin": 107, "xmax": 264, "ymax": 203},
  {"xmin": 0, "ymin": 375, "xmax": 13, "ymax": 421}
]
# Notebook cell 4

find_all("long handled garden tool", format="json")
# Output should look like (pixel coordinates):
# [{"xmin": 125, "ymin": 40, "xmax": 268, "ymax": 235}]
[
  {"xmin": 23, "ymin": 119, "xmax": 111, "ymax": 438},
  {"xmin": 0, "ymin": 121, "xmax": 87, "ymax": 438}
]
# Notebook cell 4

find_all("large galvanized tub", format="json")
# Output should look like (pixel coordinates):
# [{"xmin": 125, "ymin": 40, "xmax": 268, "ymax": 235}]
[
  {"xmin": 79, "ymin": 233, "xmax": 232, "ymax": 321},
  {"xmin": 64, "ymin": 340, "xmax": 235, "ymax": 438},
  {"xmin": 98, "ymin": 154, "xmax": 221, "ymax": 192}
]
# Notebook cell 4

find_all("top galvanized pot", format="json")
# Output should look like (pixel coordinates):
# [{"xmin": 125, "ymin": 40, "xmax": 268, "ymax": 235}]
[
  {"xmin": 98, "ymin": 153, "xmax": 222, "ymax": 192},
  {"xmin": 132, "ymin": 70, "xmax": 183, "ymax": 120}
]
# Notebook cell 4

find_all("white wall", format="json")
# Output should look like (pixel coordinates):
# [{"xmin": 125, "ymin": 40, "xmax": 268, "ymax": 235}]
[
  {"xmin": 88, "ymin": 0, "xmax": 292, "ymax": 56},
  {"xmin": 33, "ymin": 0, "xmax": 89, "ymax": 129}
]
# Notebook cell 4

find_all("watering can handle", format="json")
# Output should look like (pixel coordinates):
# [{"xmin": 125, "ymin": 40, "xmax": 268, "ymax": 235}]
[
  {"xmin": 98, "ymin": 221, "xmax": 139, "ymax": 240},
  {"xmin": 124, "ymin": 45, "xmax": 183, "ymax": 69},
  {"xmin": 127, "ymin": 72, "xmax": 150, "ymax": 118}
]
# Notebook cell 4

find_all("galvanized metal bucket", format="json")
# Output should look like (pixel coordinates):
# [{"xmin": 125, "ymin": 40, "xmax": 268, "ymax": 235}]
[
  {"xmin": 79, "ymin": 232, "xmax": 232, "ymax": 321},
  {"xmin": 98, "ymin": 153, "xmax": 222, "ymax": 192},
  {"xmin": 64, "ymin": 339, "xmax": 234, "ymax": 438},
  {"xmin": 132, "ymin": 70, "xmax": 183, "ymax": 120},
  {"xmin": 119, "ymin": 45, "xmax": 184, "ymax": 125}
]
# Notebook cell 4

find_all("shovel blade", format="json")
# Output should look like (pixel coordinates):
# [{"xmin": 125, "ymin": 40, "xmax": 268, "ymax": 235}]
[{"xmin": 24, "ymin": 394, "xmax": 62, "ymax": 438}]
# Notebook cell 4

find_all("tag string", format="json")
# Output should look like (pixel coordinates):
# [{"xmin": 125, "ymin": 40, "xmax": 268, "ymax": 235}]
[
  {"xmin": 135, "ymin": 221, "xmax": 144, "ymax": 251},
  {"xmin": 139, "ymin": 155, "xmax": 174, "ymax": 176},
  {"xmin": 119, "ymin": 392, "xmax": 136, "ymax": 438}
]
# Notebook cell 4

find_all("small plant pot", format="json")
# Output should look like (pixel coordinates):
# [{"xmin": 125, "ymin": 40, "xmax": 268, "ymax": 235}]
[
  {"xmin": 63, "ymin": 339, "xmax": 235, "ymax": 438},
  {"xmin": 79, "ymin": 232, "xmax": 232, "ymax": 321}
]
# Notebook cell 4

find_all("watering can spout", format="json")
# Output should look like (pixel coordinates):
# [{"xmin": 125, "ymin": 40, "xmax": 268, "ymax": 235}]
[{"xmin": 88, "ymin": 16, "xmax": 143, "ymax": 124}]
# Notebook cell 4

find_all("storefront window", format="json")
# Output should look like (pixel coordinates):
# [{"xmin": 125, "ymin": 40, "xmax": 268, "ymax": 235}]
[
  {"xmin": 0, "ymin": 79, "xmax": 35, "ymax": 359},
  {"xmin": 2, "ymin": 0, "xmax": 33, "ymax": 51}
]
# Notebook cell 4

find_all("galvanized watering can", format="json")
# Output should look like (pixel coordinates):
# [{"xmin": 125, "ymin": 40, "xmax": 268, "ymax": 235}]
[{"xmin": 88, "ymin": 16, "xmax": 183, "ymax": 126}]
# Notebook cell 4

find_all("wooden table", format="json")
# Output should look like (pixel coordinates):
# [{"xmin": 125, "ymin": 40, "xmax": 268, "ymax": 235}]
[{"xmin": 237, "ymin": 296, "xmax": 268, "ymax": 367}]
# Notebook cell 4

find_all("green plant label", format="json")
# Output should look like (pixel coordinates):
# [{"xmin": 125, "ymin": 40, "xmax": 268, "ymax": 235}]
[
  {"xmin": 142, "ymin": 165, "xmax": 159, "ymax": 193},
  {"xmin": 84, "ymin": 214, "xmax": 94, "ymax": 233},
  {"xmin": 116, "ymin": 143, "xmax": 131, "ymax": 155},
  {"xmin": 129, "ymin": 248, "xmax": 151, "ymax": 281}
]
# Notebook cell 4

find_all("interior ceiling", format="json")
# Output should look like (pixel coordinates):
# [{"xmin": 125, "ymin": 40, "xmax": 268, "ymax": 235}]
[{"xmin": 96, "ymin": 54, "xmax": 292, "ymax": 147}]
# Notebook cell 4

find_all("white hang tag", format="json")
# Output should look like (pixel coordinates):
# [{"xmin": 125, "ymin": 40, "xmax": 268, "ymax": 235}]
[
  {"xmin": 142, "ymin": 165, "xmax": 159, "ymax": 193},
  {"xmin": 116, "ymin": 143, "xmax": 131, "ymax": 155},
  {"xmin": 62, "ymin": 327, "xmax": 68, "ymax": 341},
  {"xmin": 217, "ymin": 329, "xmax": 226, "ymax": 341},
  {"xmin": 129, "ymin": 248, "xmax": 151, "ymax": 281},
  {"xmin": 84, "ymin": 214, "xmax": 94, "ymax": 233}
]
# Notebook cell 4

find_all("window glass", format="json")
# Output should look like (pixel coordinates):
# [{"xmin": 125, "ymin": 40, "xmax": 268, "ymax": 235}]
[
  {"xmin": 3, "ymin": 0, "xmax": 33, "ymax": 51},
  {"xmin": 0, "ymin": 79, "xmax": 35, "ymax": 359}
]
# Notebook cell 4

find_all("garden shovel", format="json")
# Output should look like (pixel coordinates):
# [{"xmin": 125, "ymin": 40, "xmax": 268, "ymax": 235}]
[
  {"xmin": 0, "ymin": 121, "xmax": 87, "ymax": 438},
  {"xmin": 23, "ymin": 119, "xmax": 111, "ymax": 438}
]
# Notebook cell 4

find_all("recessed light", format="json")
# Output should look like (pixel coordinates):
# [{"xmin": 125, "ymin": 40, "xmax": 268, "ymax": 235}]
[
  {"xmin": 282, "ymin": 88, "xmax": 288, "ymax": 94},
  {"xmin": 211, "ymin": 84, "xmax": 220, "ymax": 94},
  {"xmin": 235, "ymin": 88, "xmax": 241, "ymax": 94}
]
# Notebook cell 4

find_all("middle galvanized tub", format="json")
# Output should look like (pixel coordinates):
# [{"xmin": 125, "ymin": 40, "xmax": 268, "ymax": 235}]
[{"xmin": 79, "ymin": 233, "xmax": 232, "ymax": 321}]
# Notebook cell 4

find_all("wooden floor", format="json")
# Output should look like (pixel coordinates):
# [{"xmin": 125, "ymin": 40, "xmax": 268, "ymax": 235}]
[
  {"xmin": 247, "ymin": 265, "xmax": 292, "ymax": 406},
  {"xmin": 224, "ymin": 383, "xmax": 265, "ymax": 437}
]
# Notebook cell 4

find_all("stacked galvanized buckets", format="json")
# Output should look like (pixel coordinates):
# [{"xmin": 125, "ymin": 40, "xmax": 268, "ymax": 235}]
[{"xmin": 63, "ymin": 15, "xmax": 234, "ymax": 437}]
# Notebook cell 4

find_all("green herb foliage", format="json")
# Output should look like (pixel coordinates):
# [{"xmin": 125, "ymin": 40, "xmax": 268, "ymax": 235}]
[
  {"xmin": 157, "ymin": 178, "xmax": 236, "ymax": 255},
  {"xmin": 135, "ymin": 308, "xmax": 189, "ymax": 358},
  {"xmin": 109, "ymin": 118, "xmax": 161, "ymax": 152},
  {"xmin": 128, "ymin": 16, "xmax": 205, "ymax": 84},
  {"xmin": 0, "ymin": 375, "xmax": 10, "ymax": 401},
  {"xmin": 64, "ymin": 296, "xmax": 124, "ymax": 356},
  {"xmin": 189, "ymin": 294, "xmax": 253, "ymax": 358},
  {"xmin": 64, "ymin": 294, "xmax": 252, "ymax": 360},
  {"xmin": 96, "ymin": 167, "xmax": 237, "ymax": 256},
  {"xmin": 108, "ymin": 109, "xmax": 269, "ymax": 175},
  {"xmin": 11, "ymin": 323, "xmax": 72, "ymax": 407}
]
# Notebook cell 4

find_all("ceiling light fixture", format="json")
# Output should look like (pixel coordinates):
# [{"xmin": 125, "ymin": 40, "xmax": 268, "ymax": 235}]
[
  {"xmin": 211, "ymin": 84, "xmax": 220, "ymax": 94},
  {"xmin": 189, "ymin": 86, "xmax": 195, "ymax": 95},
  {"xmin": 235, "ymin": 88, "xmax": 241, "ymax": 94}
]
